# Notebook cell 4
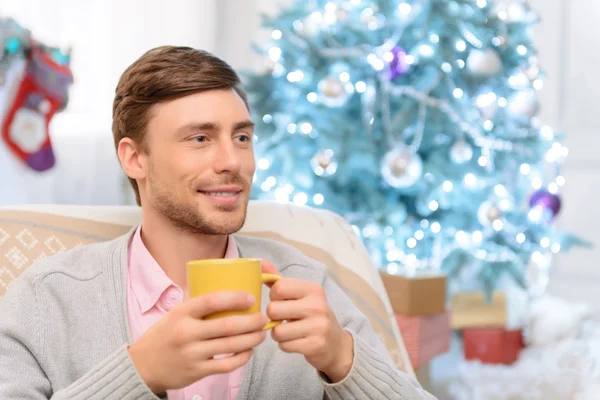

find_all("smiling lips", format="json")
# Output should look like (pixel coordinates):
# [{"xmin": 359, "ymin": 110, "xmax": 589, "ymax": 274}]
[{"xmin": 198, "ymin": 186, "xmax": 243, "ymax": 207}]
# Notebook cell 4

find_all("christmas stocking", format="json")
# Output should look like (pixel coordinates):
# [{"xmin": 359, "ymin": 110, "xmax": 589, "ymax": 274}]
[{"xmin": 1, "ymin": 44, "xmax": 73, "ymax": 171}]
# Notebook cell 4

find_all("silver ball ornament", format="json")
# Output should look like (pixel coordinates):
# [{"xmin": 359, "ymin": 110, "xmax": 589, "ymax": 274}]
[
  {"xmin": 450, "ymin": 140, "xmax": 473, "ymax": 164},
  {"xmin": 477, "ymin": 201, "xmax": 502, "ymax": 226},
  {"xmin": 318, "ymin": 75, "xmax": 352, "ymax": 107},
  {"xmin": 311, "ymin": 150, "xmax": 337, "ymax": 176},
  {"xmin": 507, "ymin": 89, "xmax": 538, "ymax": 120},
  {"xmin": 381, "ymin": 146, "xmax": 423, "ymax": 189},
  {"xmin": 466, "ymin": 49, "xmax": 502, "ymax": 77}
]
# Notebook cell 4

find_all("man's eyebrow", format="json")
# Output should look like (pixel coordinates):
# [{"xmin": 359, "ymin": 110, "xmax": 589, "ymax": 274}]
[
  {"xmin": 233, "ymin": 120, "xmax": 255, "ymax": 130},
  {"xmin": 176, "ymin": 122, "xmax": 219, "ymax": 134},
  {"xmin": 175, "ymin": 120, "xmax": 255, "ymax": 134}
]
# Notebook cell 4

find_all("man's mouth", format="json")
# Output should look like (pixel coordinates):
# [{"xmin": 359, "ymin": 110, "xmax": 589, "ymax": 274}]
[
  {"xmin": 197, "ymin": 186, "xmax": 243, "ymax": 207},
  {"xmin": 200, "ymin": 192, "xmax": 239, "ymax": 197}
]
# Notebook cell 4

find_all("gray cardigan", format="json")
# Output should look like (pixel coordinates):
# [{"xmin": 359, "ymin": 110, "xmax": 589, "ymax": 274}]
[{"xmin": 0, "ymin": 230, "xmax": 436, "ymax": 399}]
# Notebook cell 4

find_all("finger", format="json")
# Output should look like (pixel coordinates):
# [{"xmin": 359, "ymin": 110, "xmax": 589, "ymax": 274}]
[
  {"xmin": 270, "ymin": 279, "xmax": 319, "ymax": 301},
  {"xmin": 261, "ymin": 260, "xmax": 280, "ymax": 288},
  {"xmin": 261, "ymin": 260, "xmax": 280, "ymax": 275},
  {"xmin": 271, "ymin": 318, "xmax": 316, "ymax": 343},
  {"xmin": 183, "ymin": 291, "xmax": 255, "ymax": 319},
  {"xmin": 204, "ymin": 349, "xmax": 254, "ymax": 376},
  {"xmin": 197, "ymin": 313, "xmax": 268, "ymax": 340},
  {"xmin": 267, "ymin": 299, "xmax": 310, "ymax": 321},
  {"xmin": 277, "ymin": 337, "xmax": 317, "ymax": 355},
  {"xmin": 201, "ymin": 330, "xmax": 267, "ymax": 358}
]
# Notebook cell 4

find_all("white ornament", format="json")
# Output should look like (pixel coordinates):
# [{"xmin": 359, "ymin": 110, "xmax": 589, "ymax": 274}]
[
  {"xmin": 450, "ymin": 140, "xmax": 473, "ymax": 164},
  {"xmin": 318, "ymin": 75, "xmax": 352, "ymax": 107},
  {"xmin": 38, "ymin": 99, "xmax": 52, "ymax": 115},
  {"xmin": 9, "ymin": 108, "xmax": 46, "ymax": 153},
  {"xmin": 466, "ymin": 49, "xmax": 502, "ymax": 77},
  {"xmin": 381, "ymin": 146, "xmax": 423, "ymax": 189},
  {"xmin": 507, "ymin": 89, "xmax": 538, "ymax": 119}
]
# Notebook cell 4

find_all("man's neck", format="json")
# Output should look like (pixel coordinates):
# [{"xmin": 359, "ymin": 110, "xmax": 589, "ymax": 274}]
[{"xmin": 139, "ymin": 212, "xmax": 229, "ymax": 290}]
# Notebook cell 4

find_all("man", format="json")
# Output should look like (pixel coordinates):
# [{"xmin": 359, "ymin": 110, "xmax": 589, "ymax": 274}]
[{"xmin": 0, "ymin": 46, "xmax": 435, "ymax": 399}]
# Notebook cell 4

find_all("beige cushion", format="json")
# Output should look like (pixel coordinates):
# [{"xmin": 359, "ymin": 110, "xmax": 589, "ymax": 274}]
[{"xmin": 0, "ymin": 200, "xmax": 413, "ymax": 374}]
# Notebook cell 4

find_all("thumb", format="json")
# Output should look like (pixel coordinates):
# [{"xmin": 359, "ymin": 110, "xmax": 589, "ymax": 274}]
[{"xmin": 261, "ymin": 260, "xmax": 280, "ymax": 288}]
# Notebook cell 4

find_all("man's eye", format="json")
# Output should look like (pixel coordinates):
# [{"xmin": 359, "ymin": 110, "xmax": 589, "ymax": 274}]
[{"xmin": 193, "ymin": 136, "xmax": 207, "ymax": 143}]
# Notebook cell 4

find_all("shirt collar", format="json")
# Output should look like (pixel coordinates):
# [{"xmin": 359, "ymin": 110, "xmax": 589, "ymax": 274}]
[{"xmin": 128, "ymin": 225, "xmax": 239, "ymax": 313}]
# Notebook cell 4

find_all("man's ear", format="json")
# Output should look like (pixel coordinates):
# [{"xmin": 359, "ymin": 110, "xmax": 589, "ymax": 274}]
[{"xmin": 118, "ymin": 138, "xmax": 146, "ymax": 181}]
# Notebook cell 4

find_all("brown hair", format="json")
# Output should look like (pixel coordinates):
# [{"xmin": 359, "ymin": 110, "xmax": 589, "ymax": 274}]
[{"xmin": 112, "ymin": 46, "xmax": 249, "ymax": 205}]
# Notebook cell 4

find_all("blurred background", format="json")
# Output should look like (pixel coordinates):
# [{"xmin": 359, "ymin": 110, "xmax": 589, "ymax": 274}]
[{"xmin": 1, "ymin": 1, "xmax": 599, "ymax": 397}]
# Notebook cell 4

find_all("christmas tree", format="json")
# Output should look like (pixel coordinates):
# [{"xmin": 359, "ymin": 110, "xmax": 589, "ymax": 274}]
[{"xmin": 245, "ymin": 0, "xmax": 587, "ymax": 297}]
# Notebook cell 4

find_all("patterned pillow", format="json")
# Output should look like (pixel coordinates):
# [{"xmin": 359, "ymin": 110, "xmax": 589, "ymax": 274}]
[{"xmin": 0, "ymin": 203, "xmax": 413, "ymax": 374}]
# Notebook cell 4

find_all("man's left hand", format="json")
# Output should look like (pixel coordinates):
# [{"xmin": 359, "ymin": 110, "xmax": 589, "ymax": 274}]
[{"xmin": 262, "ymin": 261, "xmax": 354, "ymax": 383}]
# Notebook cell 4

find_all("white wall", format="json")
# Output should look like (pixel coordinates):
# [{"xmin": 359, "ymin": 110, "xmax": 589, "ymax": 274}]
[{"xmin": 528, "ymin": 0, "xmax": 600, "ymax": 306}]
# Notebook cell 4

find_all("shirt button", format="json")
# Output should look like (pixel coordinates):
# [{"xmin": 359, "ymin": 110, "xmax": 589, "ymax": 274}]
[
  {"xmin": 169, "ymin": 289, "xmax": 180, "ymax": 299},
  {"xmin": 192, "ymin": 395, "xmax": 202, "ymax": 400}
]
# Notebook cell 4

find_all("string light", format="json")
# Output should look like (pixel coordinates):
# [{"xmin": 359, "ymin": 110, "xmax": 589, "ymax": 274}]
[
  {"xmin": 300, "ymin": 122, "xmax": 313, "ymax": 134},
  {"xmin": 443, "ymin": 180, "xmax": 453, "ymax": 192},
  {"xmin": 494, "ymin": 184, "xmax": 507, "ymax": 197},
  {"xmin": 464, "ymin": 173, "xmax": 477, "ymax": 188},
  {"xmin": 271, "ymin": 30, "xmax": 282, "ymax": 40},
  {"xmin": 492, "ymin": 220, "xmax": 504, "ymax": 231},
  {"xmin": 355, "ymin": 81, "xmax": 367, "ymax": 92},
  {"xmin": 258, "ymin": 158, "xmax": 270, "ymax": 170},
  {"xmin": 293, "ymin": 192, "xmax": 308, "ymax": 206},
  {"xmin": 268, "ymin": 47, "xmax": 282, "ymax": 61},
  {"xmin": 520, "ymin": 163, "xmax": 531, "ymax": 175}
]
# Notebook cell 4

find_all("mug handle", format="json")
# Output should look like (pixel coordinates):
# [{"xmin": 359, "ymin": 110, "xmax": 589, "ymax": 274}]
[{"xmin": 261, "ymin": 273, "xmax": 282, "ymax": 331}]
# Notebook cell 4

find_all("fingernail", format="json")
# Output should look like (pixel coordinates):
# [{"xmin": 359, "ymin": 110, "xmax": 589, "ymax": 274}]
[{"xmin": 246, "ymin": 293, "xmax": 255, "ymax": 304}]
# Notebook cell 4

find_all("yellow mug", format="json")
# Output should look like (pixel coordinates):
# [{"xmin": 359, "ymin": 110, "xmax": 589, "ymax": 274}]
[{"xmin": 187, "ymin": 258, "xmax": 282, "ymax": 330}]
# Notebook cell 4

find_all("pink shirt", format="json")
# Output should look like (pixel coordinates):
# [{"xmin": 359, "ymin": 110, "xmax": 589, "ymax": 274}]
[{"xmin": 127, "ymin": 225, "xmax": 245, "ymax": 400}]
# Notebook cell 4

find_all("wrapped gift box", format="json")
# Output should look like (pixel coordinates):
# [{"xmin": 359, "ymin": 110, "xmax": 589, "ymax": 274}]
[
  {"xmin": 395, "ymin": 310, "xmax": 451, "ymax": 369},
  {"xmin": 451, "ymin": 291, "xmax": 507, "ymax": 329},
  {"xmin": 462, "ymin": 327, "xmax": 523, "ymax": 364},
  {"xmin": 380, "ymin": 271, "xmax": 447, "ymax": 316}
]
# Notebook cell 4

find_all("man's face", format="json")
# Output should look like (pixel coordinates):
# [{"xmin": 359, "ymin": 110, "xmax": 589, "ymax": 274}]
[{"xmin": 141, "ymin": 89, "xmax": 255, "ymax": 235}]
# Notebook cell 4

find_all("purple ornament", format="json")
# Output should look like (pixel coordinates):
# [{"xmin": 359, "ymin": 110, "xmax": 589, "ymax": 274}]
[
  {"xmin": 388, "ymin": 46, "xmax": 409, "ymax": 80},
  {"xmin": 529, "ymin": 189, "xmax": 562, "ymax": 220}
]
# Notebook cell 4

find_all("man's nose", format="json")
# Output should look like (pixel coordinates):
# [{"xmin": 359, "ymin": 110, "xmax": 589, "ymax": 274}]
[{"xmin": 212, "ymin": 140, "xmax": 242, "ymax": 173}]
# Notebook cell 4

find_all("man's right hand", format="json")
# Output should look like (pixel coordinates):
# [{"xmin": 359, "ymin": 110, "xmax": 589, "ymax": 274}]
[{"xmin": 128, "ymin": 291, "xmax": 267, "ymax": 395}]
